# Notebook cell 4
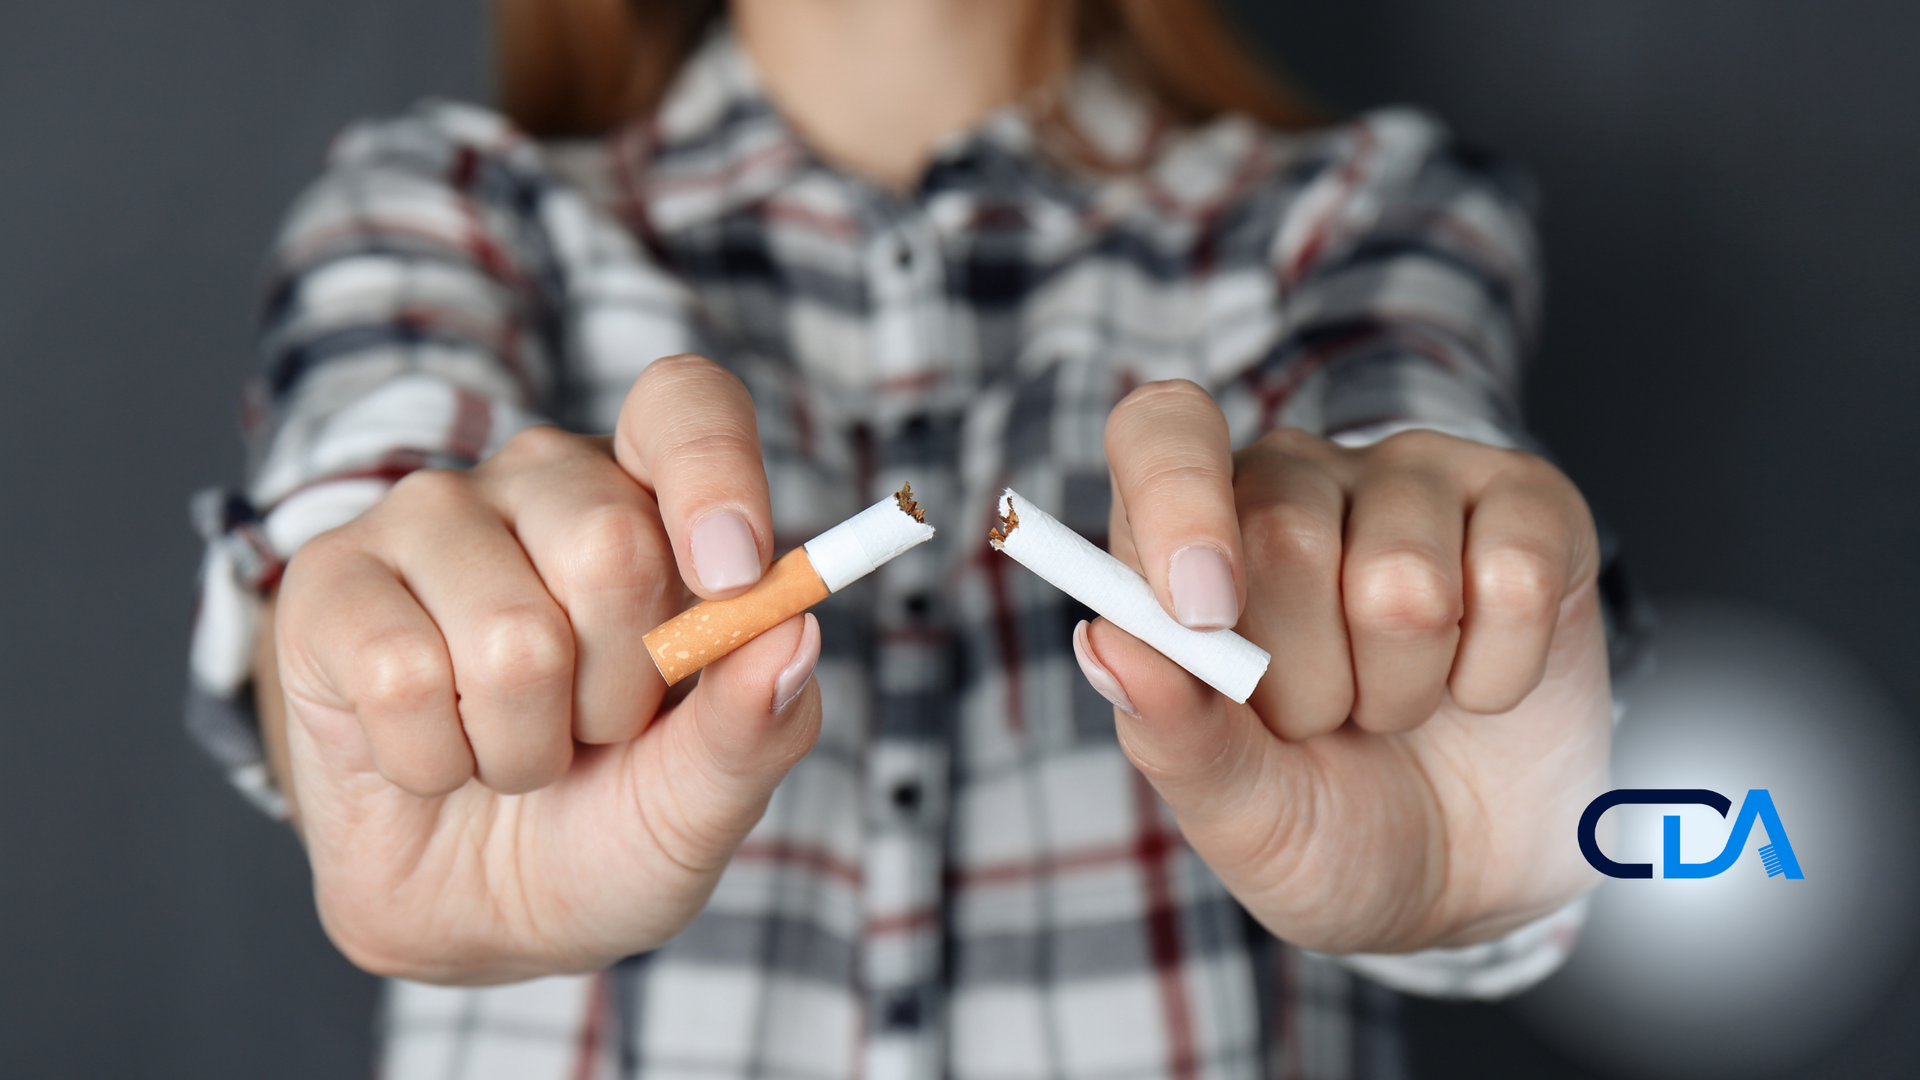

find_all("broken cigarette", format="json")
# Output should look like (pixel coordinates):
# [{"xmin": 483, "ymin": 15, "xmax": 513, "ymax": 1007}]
[
  {"xmin": 643, "ymin": 484, "xmax": 936, "ymax": 685},
  {"xmin": 988, "ymin": 488, "xmax": 1271, "ymax": 704}
]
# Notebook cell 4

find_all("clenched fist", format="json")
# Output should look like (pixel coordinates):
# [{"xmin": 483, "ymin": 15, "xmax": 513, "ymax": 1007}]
[
  {"xmin": 1077, "ymin": 380, "xmax": 1613, "ymax": 954},
  {"xmin": 263, "ymin": 356, "xmax": 822, "ymax": 983}
]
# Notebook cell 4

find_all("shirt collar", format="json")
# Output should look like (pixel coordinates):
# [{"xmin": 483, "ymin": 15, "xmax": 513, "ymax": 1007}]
[{"xmin": 613, "ymin": 24, "xmax": 1174, "ymax": 235}]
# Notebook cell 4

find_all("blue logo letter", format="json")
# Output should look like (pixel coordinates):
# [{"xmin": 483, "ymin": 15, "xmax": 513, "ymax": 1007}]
[{"xmin": 1664, "ymin": 789, "xmax": 1804, "ymax": 879}]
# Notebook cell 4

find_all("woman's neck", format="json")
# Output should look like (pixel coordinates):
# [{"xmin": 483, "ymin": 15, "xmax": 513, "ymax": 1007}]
[{"xmin": 730, "ymin": 0, "xmax": 1072, "ymax": 191}]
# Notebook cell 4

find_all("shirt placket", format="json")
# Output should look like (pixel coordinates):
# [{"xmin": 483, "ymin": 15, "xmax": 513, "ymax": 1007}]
[{"xmin": 859, "ymin": 205, "xmax": 958, "ymax": 1080}]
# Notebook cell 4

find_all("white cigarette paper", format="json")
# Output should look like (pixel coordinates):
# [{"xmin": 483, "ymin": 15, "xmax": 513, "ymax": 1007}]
[
  {"xmin": 989, "ymin": 488, "xmax": 1270, "ymax": 704},
  {"xmin": 802, "ymin": 494, "xmax": 937, "ymax": 591},
  {"xmin": 644, "ymin": 486, "xmax": 936, "ymax": 684}
]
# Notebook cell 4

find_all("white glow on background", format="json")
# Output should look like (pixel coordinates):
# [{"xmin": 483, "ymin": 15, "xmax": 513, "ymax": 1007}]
[{"xmin": 1515, "ymin": 600, "xmax": 1920, "ymax": 1078}]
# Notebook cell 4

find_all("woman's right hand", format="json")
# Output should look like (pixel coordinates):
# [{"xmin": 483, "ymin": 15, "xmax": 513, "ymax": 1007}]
[{"xmin": 267, "ymin": 355, "xmax": 823, "ymax": 984}]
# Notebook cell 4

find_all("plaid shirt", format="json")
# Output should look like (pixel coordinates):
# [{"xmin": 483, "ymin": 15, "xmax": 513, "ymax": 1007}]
[{"xmin": 188, "ymin": 27, "xmax": 1592, "ymax": 1080}]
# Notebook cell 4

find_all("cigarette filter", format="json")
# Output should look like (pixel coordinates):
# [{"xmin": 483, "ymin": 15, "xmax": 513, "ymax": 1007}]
[
  {"xmin": 644, "ymin": 485, "xmax": 936, "ymax": 684},
  {"xmin": 989, "ymin": 488, "xmax": 1270, "ymax": 704}
]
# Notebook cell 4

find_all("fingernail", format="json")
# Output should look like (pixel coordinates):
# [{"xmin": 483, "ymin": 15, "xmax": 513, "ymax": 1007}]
[
  {"xmin": 1169, "ymin": 546, "xmax": 1237, "ymax": 630},
  {"xmin": 771, "ymin": 614, "xmax": 821, "ymax": 713},
  {"xmin": 691, "ymin": 512, "xmax": 761, "ymax": 593},
  {"xmin": 1072, "ymin": 620, "xmax": 1139, "ymax": 718}
]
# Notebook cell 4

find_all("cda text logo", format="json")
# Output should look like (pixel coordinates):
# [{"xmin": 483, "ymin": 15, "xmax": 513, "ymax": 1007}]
[{"xmin": 1579, "ymin": 789, "xmax": 1804, "ymax": 880}]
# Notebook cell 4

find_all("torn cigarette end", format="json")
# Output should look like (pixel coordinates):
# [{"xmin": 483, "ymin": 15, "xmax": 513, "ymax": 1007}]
[
  {"xmin": 895, "ymin": 482, "xmax": 926, "ymax": 523},
  {"xmin": 986, "ymin": 502, "xmax": 1019, "ymax": 550},
  {"xmin": 988, "ymin": 488, "xmax": 1269, "ymax": 704},
  {"xmin": 642, "ymin": 489, "xmax": 938, "ymax": 685}
]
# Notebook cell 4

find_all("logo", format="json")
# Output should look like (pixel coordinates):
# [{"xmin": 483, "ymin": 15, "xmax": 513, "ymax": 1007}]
[{"xmin": 1579, "ymin": 788, "xmax": 1804, "ymax": 880}]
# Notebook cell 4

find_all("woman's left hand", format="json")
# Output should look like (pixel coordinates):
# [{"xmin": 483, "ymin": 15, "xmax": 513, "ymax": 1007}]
[{"xmin": 1081, "ymin": 379, "xmax": 1612, "ymax": 953}]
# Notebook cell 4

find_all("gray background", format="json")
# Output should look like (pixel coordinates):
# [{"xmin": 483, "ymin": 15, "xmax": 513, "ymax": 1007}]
[{"xmin": 0, "ymin": 1, "xmax": 1913, "ymax": 1076}]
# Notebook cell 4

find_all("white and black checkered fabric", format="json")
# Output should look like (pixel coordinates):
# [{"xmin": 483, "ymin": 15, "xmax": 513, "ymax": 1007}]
[{"xmin": 187, "ymin": 26, "xmax": 1588, "ymax": 1080}]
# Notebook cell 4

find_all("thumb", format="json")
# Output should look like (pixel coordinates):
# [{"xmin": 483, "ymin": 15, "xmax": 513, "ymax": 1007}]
[
  {"xmin": 650, "ymin": 613, "xmax": 824, "ymax": 854},
  {"xmin": 1073, "ymin": 619, "xmax": 1277, "ymax": 832}
]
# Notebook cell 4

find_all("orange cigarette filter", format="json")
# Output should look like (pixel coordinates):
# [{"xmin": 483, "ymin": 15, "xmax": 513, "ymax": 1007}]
[
  {"xmin": 642, "ymin": 484, "xmax": 935, "ymax": 685},
  {"xmin": 644, "ymin": 548, "xmax": 829, "ymax": 684}
]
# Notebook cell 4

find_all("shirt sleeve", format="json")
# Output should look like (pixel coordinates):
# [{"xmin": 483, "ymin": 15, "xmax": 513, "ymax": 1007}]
[
  {"xmin": 1331, "ymin": 898, "xmax": 1590, "ymax": 1000},
  {"xmin": 185, "ymin": 101, "xmax": 564, "ymax": 816},
  {"xmin": 1242, "ymin": 107, "xmax": 1541, "ymax": 452}
]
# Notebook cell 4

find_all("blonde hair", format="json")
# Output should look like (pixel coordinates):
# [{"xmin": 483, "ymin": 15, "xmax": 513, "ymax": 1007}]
[{"xmin": 494, "ymin": 0, "xmax": 1317, "ymax": 138}]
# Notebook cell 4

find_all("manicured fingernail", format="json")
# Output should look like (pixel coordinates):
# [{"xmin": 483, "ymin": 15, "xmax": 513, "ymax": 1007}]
[
  {"xmin": 1169, "ymin": 546, "xmax": 1237, "ymax": 630},
  {"xmin": 1072, "ymin": 620, "xmax": 1139, "ymax": 718},
  {"xmin": 691, "ymin": 512, "xmax": 761, "ymax": 593},
  {"xmin": 772, "ymin": 614, "xmax": 821, "ymax": 713}
]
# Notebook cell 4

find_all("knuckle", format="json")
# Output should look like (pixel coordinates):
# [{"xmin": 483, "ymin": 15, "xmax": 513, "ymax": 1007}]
[
  {"xmin": 356, "ymin": 634, "xmax": 450, "ymax": 715},
  {"xmin": 1348, "ymin": 552, "xmax": 1461, "ymax": 635},
  {"xmin": 1248, "ymin": 426, "xmax": 1326, "ymax": 460},
  {"xmin": 1241, "ymin": 501, "xmax": 1341, "ymax": 574},
  {"xmin": 1481, "ymin": 445, "xmax": 1554, "ymax": 493},
  {"xmin": 282, "ymin": 529, "xmax": 360, "ymax": 589},
  {"xmin": 560, "ymin": 504, "xmax": 667, "ymax": 594},
  {"xmin": 1499, "ymin": 444, "xmax": 1558, "ymax": 480},
  {"xmin": 1358, "ymin": 428, "xmax": 1467, "ymax": 476},
  {"xmin": 491, "ymin": 423, "xmax": 574, "ymax": 468},
  {"xmin": 385, "ymin": 467, "xmax": 471, "ymax": 512},
  {"xmin": 1374, "ymin": 427, "xmax": 1458, "ymax": 458},
  {"xmin": 473, "ymin": 607, "xmax": 574, "ymax": 694},
  {"xmin": 1513, "ymin": 454, "xmax": 1592, "ymax": 522},
  {"xmin": 1470, "ymin": 547, "xmax": 1560, "ymax": 620}
]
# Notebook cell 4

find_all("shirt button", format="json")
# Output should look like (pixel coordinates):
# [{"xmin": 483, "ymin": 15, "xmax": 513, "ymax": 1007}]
[
  {"xmin": 883, "ymin": 992, "xmax": 921, "ymax": 1029},
  {"xmin": 904, "ymin": 591, "xmax": 931, "ymax": 618},
  {"xmin": 895, "ymin": 240, "xmax": 913, "ymax": 269},
  {"xmin": 890, "ymin": 780, "xmax": 922, "ymax": 815}
]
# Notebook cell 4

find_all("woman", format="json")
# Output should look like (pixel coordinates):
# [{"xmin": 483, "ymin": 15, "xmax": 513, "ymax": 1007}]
[{"xmin": 187, "ymin": 0, "xmax": 1616, "ymax": 1076}]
